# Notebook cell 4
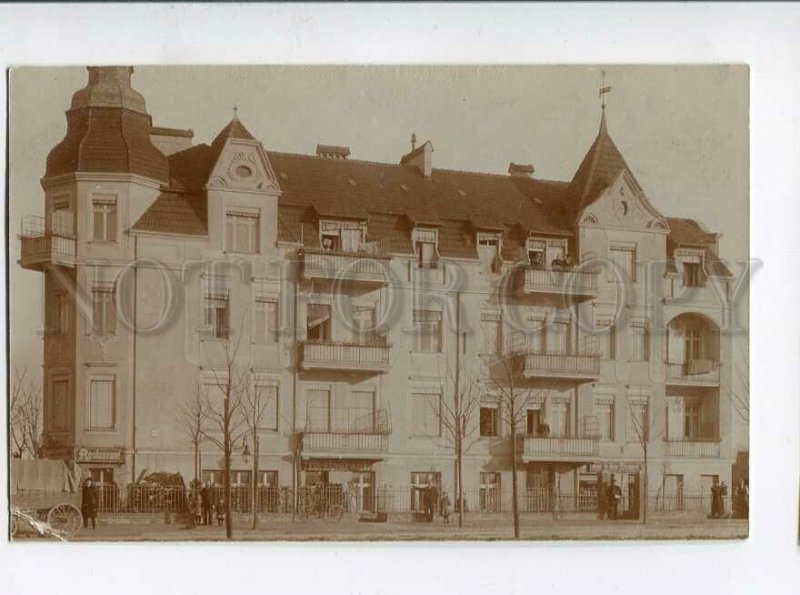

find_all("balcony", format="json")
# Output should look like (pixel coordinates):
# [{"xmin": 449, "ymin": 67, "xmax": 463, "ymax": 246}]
[
  {"xmin": 518, "ymin": 266, "xmax": 598, "ymax": 300},
  {"xmin": 300, "ymin": 246, "xmax": 390, "ymax": 285},
  {"xmin": 19, "ymin": 215, "xmax": 76, "ymax": 271},
  {"xmin": 664, "ymin": 439, "xmax": 720, "ymax": 458},
  {"xmin": 665, "ymin": 360, "xmax": 721, "ymax": 386},
  {"xmin": 299, "ymin": 340, "xmax": 391, "ymax": 373},
  {"xmin": 513, "ymin": 351, "xmax": 601, "ymax": 382},
  {"xmin": 303, "ymin": 408, "xmax": 390, "ymax": 457},
  {"xmin": 520, "ymin": 435, "xmax": 600, "ymax": 462}
]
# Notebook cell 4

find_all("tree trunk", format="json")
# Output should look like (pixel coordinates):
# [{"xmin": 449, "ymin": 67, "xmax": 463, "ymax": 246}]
[
  {"xmin": 456, "ymin": 427, "xmax": 463, "ymax": 528},
  {"xmin": 511, "ymin": 429, "xmax": 520, "ymax": 539},
  {"xmin": 642, "ymin": 446, "xmax": 648, "ymax": 525},
  {"xmin": 252, "ymin": 434, "xmax": 259, "ymax": 530}
]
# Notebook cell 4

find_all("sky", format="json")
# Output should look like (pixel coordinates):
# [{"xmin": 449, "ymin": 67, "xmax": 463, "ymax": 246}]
[{"xmin": 8, "ymin": 65, "xmax": 749, "ymax": 441}]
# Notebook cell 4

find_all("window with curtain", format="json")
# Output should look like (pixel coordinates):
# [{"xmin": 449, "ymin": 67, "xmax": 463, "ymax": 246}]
[
  {"xmin": 352, "ymin": 304, "xmax": 378, "ymax": 344},
  {"xmin": 225, "ymin": 211, "xmax": 259, "ymax": 254},
  {"xmin": 548, "ymin": 401, "xmax": 570, "ymax": 437},
  {"xmin": 477, "ymin": 232, "xmax": 501, "ymax": 274},
  {"xmin": 610, "ymin": 246, "xmax": 636, "ymax": 282},
  {"xmin": 479, "ymin": 406, "xmax": 499, "ymax": 437},
  {"xmin": 595, "ymin": 399, "xmax": 614, "ymax": 440},
  {"xmin": 413, "ymin": 228, "xmax": 438, "ymax": 269},
  {"xmin": 306, "ymin": 303, "xmax": 332, "ymax": 342},
  {"xmin": 306, "ymin": 388, "xmax": 330, "ymax": 432},
  {"xmin": 481, "ymin": 313, "xmax": 501, "ymax": 354},
  {"xmin": 413, "ymin": 309, "xmax": 442, "ymax": 353},
  {"xmin": 595, "ymin": 323, "xmax": 615, "ymax": 360},
  {"xmin": 630, "ymin": 323, "xmax": 650, "ymax": 362},
  {"xmin": 254, "ymin": 381, "xmax": 279, "ymax": 431},
  {"xmin": 204, "ymin": 293, "xmax": 229, "ymax": 339}
]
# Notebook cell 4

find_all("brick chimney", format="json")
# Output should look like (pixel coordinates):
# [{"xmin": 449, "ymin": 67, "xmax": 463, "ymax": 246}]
[{"xmin": 508, "ymin": 162, "xmax": 535, "ymax": 177}]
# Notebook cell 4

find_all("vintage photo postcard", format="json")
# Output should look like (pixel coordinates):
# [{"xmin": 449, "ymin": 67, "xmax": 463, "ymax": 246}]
[{"xmin": 8, "ymin": 65, "xmax": 749, "ymax": 542}]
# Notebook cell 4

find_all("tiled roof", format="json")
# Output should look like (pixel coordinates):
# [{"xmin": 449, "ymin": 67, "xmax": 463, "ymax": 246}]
[
  {"xmin": 666, "ymin": 217, "xmax": 733, "ymax": 278},
  {"xmin": 568, "ymin": 112, "xmax": 638, "ymax": 219},
  {"xmin": 132, "ymin": 190, "xmax": 207, "ymax": 236}
]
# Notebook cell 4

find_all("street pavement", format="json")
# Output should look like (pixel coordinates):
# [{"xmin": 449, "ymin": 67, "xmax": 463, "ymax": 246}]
[{"xmin": 14, "ymin": 515, "xmax": 748, "ymax": 542}]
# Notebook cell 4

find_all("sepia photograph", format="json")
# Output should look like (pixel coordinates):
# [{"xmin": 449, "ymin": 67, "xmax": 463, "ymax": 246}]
[{"xmin": 7, "ymin": 64, "xmax": 749, "ymax": 542}]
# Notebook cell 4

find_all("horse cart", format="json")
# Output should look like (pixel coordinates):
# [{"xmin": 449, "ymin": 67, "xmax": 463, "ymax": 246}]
[{"xmin": 10, "ymin": 458, "xmax": 83, "ymax": 539}]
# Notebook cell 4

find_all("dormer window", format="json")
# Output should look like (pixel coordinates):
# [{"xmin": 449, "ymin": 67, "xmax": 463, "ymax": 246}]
[
  {"xmin": 526, "ymin": 237, "xmax": 569, "ymax": 270},
  {"xmin": 676, "ymin": 249, "xmax": 706, "ymax": 288},
  {"xmin": 526, "ymin": 239, "xmax": 546, "ymax": 269},
  {"xmin": 477, "ymin": 232, "xmax": 502, "ymax": 274},
  {"xmin": 412, "ymin": 227, "xmax": 439, "ymax": 269},
  {"xmin": 320, "ymin": 220, "xmax": 364, "ymax": 253}
]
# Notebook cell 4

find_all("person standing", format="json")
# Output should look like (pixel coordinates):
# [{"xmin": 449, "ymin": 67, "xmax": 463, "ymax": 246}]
[
  {"xmin": 719, "ymin": 481, "xmax": 729, "ymax": 518},
  {"xmin": 81, "ymin": 478, "xmax": 98, "ymax": 529},
  {"xmin": 710, "ymin": 480, "xmax": 720, "ymax": 519},
  {"xmin": 606, "ymin": 477, "xmax": 621, "ymax": 520},
  {"xmin": 428, "ymin": 483, "xmax": 440, "ymax": 523},
  {"xmin": 441, "ymin": 491, "xmax": 452, "ymax": 524},
  {"xmin": 201, "ymin": 480, "xmax": 213, "ymax": 526}
]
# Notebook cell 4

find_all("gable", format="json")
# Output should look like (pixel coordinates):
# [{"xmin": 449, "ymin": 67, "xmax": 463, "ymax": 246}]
[
  {"xmin": 207, "ymin": 139, "xmax": 280, "ymax": 194},
  {"xmin": 578, "ymin": 169, "xmax": 668, "ymax": 232}
]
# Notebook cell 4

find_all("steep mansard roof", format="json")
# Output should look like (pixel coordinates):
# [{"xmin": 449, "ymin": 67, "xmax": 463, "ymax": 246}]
[{"xmin": 666, "ymin": 217, "xmax": 733, "ymax": 278}]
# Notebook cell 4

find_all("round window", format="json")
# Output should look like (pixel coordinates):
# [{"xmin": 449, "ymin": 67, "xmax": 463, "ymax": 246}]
[{"xmin": 235, "ymin": 165, "xmax": 253, "ymax": 178}]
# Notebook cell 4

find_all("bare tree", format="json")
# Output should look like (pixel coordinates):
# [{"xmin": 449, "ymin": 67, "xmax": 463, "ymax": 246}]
[
  {"xmin": 487, "ymin": 353, "xmax": 542, "ymax": 539},
  {"xmin": 10, "ymin": 366, "xmax": 42, "ymax": 459},
  {"xmin": 627, "ymin": 396, "xmax": 660, "ymax": 524},
  {"xmin": 178, "ymin": 382, "xmax": 207, "ymax": 492},
  {"xmin": 201, "ymin": 339, "xmax": 249, "ymax": 539},
  {"xmin": 435, "ymin": 356, "xmax": 481, "ymax": 528},
  {"xmin": 240, "ymin": 375, "xmax": 273, "ymax": 530}
]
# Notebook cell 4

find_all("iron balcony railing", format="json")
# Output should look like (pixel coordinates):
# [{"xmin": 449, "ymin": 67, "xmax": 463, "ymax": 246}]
[
  {"xmin": 521, "ymin": 435, "xmax": 600, "ymax": 460},
  {"xmin": 518, "ymin": 351, "xmax": 601, "ymax": 379},
  {"xmin": 664, "ymin": 439, "xmax": 721, "ymax": 458},
  {"xmin": 304, "ymin": 407, "xmax": 391, "ymax": 453},
  {"xmin": 300, "ymin": 246, "xmax": 391, "ymax": 283},
  {"xmin": 665, "ymin": 361, "xmax": 721, "ymax": 385},
  {"xmin": 300, "ymin": 340, "xmax": 391, "ymax": 372},
  {"xmin": 521, "ymin": 266, "xmax": 599, "ymax": 297},
  {"xmin": 19, "ymin": 214, "xmax": 76, "ymax": 270}
]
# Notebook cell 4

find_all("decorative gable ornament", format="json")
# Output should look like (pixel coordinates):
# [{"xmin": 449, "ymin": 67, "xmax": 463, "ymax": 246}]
[{"xmin": 207, "ymin": 141, "xmax": 280, "ymax": 194}]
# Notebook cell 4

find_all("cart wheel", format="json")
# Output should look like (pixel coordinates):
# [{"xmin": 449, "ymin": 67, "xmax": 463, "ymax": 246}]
[{"xmin": 47, "ymin": 504, "xmax": 83, "ymax": 538}]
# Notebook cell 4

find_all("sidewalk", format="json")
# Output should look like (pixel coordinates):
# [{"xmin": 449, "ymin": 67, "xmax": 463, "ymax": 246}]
[{"xmin": 16, "ymin": 515, "xmax": 748, "ymax": 542}]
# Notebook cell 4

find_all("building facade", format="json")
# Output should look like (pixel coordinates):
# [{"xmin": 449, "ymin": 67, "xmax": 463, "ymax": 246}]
[{"xmin": 20, "ymin": 66, "xmax": 736, "ymax": 515}]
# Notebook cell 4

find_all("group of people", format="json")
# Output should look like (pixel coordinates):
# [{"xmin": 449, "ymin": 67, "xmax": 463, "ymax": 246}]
[
  {"xmin": 416, "ymin": 484, "xmax": 452, "ymax": 523},
  {"xmin": 711, "ymin": 478, "xmax": 749, "ymax": 519},
  {"xmin": 190, "ymin": 481, "xmax": 227, "ymax": 527},
  {"xmin": 596, "ymin": 477, "xmax": 623, "ymax": 520},
  {"xmin": 709, "ymin": 479, "xmax": 729, "ymax": 519}
]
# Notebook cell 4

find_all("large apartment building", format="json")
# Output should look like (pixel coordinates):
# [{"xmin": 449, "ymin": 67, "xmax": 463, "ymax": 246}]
[{"xmin": 20, "ymin": 66, "xmax": 736, "ymax": 514}]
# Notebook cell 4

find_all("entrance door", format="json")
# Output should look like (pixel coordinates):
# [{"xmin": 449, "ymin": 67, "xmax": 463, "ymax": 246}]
[
  {"xmin": 90, "ymin": 467, "xmax": 116, "ymax": 512},
  {"xmin": 350, "ymin": 471, "xmax": 375, "ymax": 513}
]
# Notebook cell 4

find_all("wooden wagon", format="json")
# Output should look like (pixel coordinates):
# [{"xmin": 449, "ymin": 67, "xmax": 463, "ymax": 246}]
[{"xmin": 10, "ymin": 459, "xmax": 83, "ymax": 539}]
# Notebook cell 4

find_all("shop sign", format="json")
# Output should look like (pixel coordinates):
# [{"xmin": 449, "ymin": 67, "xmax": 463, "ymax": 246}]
[
  {"xmin": 75, "ymin": 446, "xmax": 124, "ymax": 464},
  {"xmin": 585, "ymin": 462, "xmax": 641, "ymax": 474},
  {"xmin": 302, "ymin": 458, "xmax": 376, "ymax": 472}
]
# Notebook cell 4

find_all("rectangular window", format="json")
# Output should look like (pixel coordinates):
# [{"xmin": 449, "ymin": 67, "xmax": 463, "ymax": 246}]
[
  {"xmin": 526, "ymin": 239, "xmax": 546, "ymax": 269},
  {"xmin": 685, "ymin": 327, "xmax": 702, "ymax": 361},
  {"xmin": 526, "ymin": 408, "xmax": 542, "ymax": 435},
  {"xmin": 684, "ymin": 403, "xmax": 700, "ymax": 439},
  {"xmin": 596, "ymin": 323, "xmax": 615, "ymax": 360},
  {"xmin": 411, "ymin": 392, "xmax": 441, "ymax": 437},
  {"xmin": 481, "ymin": 313, "xmax": 501, "ymax": 354},
  {"xmin": 352, "ymin": 304, "xmax": 379, "ymax": 345},
  {"xmin": 332, "ymin": 389, "xmax": 376, "ymax": 433},
  {"xmin": 225, "ymin": 211, "xmax": 259, "ymax": 254},
  {"xmin": 480, "ymin": 472, "xmax": 502, "ymax": 512},
  {"xmin": 319, "ymin": 220, "xmax": 364, "ymax": 253},
  {"xmin": 205, "ymin": 294, "xmax": 229, "ymax": 339},
  {"xmin": 610, "ymin": 246, "xmax": 636, "ymax": 282},
  {"xmin": 49, "ymin": 290, "xmax": 69, "ymax": 335},
  {"xmin": 51, "ymin": 379, "xmax": 69, "ymax": 431},
  {"xmin": 683, "ymin": 262, "xmax": 705, "ymax": 287},
  {"xmin": 254, "ymin": 297, "xmax": 279, "ymax": 344},
  {"xmin": 89, "ymin": 377, "xmax": 115, "ymax": 430},
  {"xmin": 255, "ymin": 381, "xmax": 279, "ymax": 431},
  {"xmin": 628, "ymin": 397, "xmax": 650, "ymax": 443},
  {"xmin": 413, "ymin": 228, "xmax": 438, "ymax": 269},
  {"xmin": 307, "ymin": 303, "xmax": 332, "ymax": 342},
  {"xmin": 477, "ymin": 232, "xmax": 502, "ymax": 274},
  {"xmin": 92, "ymin": 287, "xmax": 116, "ymax": 336},
  {"xmin": 479, "ymin": 406, "xmax": 499, "ymax": 437},
  {"xmin": 413, "ymin": 310, "xmax": 442, "ymax": 353},
  {"xmin": 630, "ymin": 324, "xmax": 650, "ymax": 362},
  {"xmin": 596, "ymin": 400, "xmax": 614, "ymax": 440},
  {"xmin": 92, "ymin": 195, "xmax": 117, "ymax": 242},
  {"xmin": 549, "ymin": 402, "xmax": 570, "ymax": 437},
  {"xmin": 306, "ymin": 388, "xmax": 330, "ymax": 432},
  {"xmin": 548, "ymin": 320, "xmax": 570, "ymax": 355}
]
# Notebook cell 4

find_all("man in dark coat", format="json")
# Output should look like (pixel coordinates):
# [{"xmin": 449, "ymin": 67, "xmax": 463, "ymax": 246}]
[
  {"xmin": 428, "ymin": 484, "xmax": 440, "ymax": 523},
  {"xmin": 606, "ymin": 477, "xmax": 621, "ymax": 520},
  {"xmin": 710, "ymin": 480, "xmax": 720, "ymax": 519},
  {"xmin": 81, "ymin": 478, "xmax": 98, "ymax": 529},
  {"xmin": 200, "ymin": 481, "xmax": 213, "ymax": 526}
]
